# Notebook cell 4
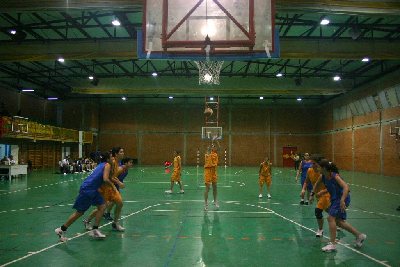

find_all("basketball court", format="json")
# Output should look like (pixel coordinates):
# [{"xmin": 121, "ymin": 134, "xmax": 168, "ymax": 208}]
[
  {"xmin": 0, "ymin": 166, "xmax": 399, "ymax": 266},
  {"xmin": 0, "ymin": 0, "xmax": 400, "ymax": 266}
]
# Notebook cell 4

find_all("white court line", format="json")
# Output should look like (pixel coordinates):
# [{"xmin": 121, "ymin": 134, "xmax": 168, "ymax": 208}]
[
  {"xmin": 254, "ymin": 204, "xmax": 391, "ymax": 267},
  {"xmin": 137, "ymin": 182, "xmax": 170, "ymax": 184},
  {"xmin": 0, "ymin": 205, "xmax": 154, "ymax": 267},
  {"xmin": 152, "ymin": 209, "xmax": 273, "ymax": 214},
  {"xmin": 348, "ymin": 183, "xmax": 399, "ymax": 196},
  {"xmin": 0, "ymin": 177, "xmax": 83, "ymax": 196},
  {"xmin": 1, "ymin": 200, "xmax": 392, "ymax": 267},
  {"xmin": 198, "ymin": 185, "xmax": 232, "ymax": 188},
  {"xmin": 206, "ymin": 211, "xmax": 274, "ymax": 214}
]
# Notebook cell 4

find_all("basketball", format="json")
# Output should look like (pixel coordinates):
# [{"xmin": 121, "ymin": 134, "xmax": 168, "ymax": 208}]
[{"xmin": 204, "ymin": 107, "xmax": 213, "ymax": 116}]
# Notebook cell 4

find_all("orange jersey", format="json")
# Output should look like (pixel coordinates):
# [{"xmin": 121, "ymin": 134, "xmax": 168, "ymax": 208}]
[
  {"xmin": 171, "ymin": 155, "xmax": 181, "ymax": 181},
  {"xmin": 98, "ymin": 184, "xmax": 122, "ymax": 203},
  {"xmin": 204, "ymin": 152, "xmax": 218, "ymax": 184},
  {"xmin": 307, "ymin": 168, "xmax": 326, "ymax": 193},
  {"xmin": 204, "ymin": 153, "xmax": 217, "ymax": 167},
  {"xmin": 173, "ymin": 155, "xmax": 181, "ymax": 171},
  {"xmin": 259, "ymin": 162, "xmax": 271, "ymax": 177}
]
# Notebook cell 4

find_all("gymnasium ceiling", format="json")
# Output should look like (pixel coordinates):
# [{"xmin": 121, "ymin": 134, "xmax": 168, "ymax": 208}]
[{"xmin": 0, "ymin": 0, "xmax": 400, "ymax": 105}]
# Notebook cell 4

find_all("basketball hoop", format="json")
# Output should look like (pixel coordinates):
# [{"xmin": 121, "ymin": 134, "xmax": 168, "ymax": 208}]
[{"xmin": 194, "ymin": 60, "xmax": 224, "ymax": 85}]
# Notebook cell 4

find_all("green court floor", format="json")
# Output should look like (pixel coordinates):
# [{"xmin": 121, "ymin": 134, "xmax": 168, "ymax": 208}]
[{"xmin": 0, "ymin": 166, "xmax": 399, "ymax": 266}]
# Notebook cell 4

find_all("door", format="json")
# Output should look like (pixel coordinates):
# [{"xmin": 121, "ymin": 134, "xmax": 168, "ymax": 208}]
[{"xmin": 283, "ymin": 146, "xmax": 297, "ymax": 168}]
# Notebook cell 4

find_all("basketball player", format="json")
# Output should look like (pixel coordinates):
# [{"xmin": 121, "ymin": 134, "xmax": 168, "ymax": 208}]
[
  {"xmin": 258, "ymin": 157, "xmax": 272, "ymax": 198},
  {"xmin": 84, "ymin": 157, "xmax": 134, "ymax": 231},
  {"xmin": 54, "ymin": 152, "xmax": 113, "ymax": 242},
  {"xmin": 165, "ymin": 150, "xmax": 184, "ymax": 194},
  {"xmin": 204, "ymin": 139, "xmax": 219, "ymax": 211},
  {"xmin": 295, "ymin": 152, "xmax": 313, "ymax": 204},
  {"xmin": 302, "ymin": 161, "xmax": 330, "ymax": 237},
  {"xmin": 84, "ymin": 147, "xmax": 126, "ymax": 232},
  {"xmin": 310, "ymin": 159, "xmax": 366, "ymax": 252}
]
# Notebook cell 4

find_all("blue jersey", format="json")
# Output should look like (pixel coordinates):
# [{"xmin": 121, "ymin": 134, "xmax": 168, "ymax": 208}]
[
  {"xmin": 80, "ymin": 162, "xmax": 107, "ymax": 191},
  {"xmin": 322, "ymin": 172, "xmax": 343, "ymax": 201},
  {"xmin": 115, "ymin": 168, "xmax": 128, "ymax": 191},
  {"xmin": 300, "ymin": 160, "xmax": 313, "ymax": 179}
]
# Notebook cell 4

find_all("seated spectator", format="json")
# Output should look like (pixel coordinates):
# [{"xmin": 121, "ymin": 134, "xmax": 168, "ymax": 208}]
[
  {"xmin": 1, "ymin": 156, "xmax": 10, "ymax": 165},
  {"xmin": 9, "ymin": 155, "xmax": 16, "ymax": 165}
]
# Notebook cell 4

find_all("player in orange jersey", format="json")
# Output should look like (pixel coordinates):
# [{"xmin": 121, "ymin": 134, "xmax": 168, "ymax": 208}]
[
  {"xmin": 165, "ymin": 150, "xmax": 184, "ymax": 194},
  {"xmin": 302, "ymin": 161, "xmax": 330, "ymax": 237},
  {"xmin": 258, "ymin": 157, "xmax": 272, "ymax": 199},
  {"xmin": 204, "ymin": 141, "xmax": 219, "ymax": 211}
]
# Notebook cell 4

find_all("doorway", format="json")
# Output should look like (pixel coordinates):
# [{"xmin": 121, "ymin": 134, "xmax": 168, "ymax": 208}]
[{"xmin": 282, "ymin": 146, "xmax": 297, "ymax": 168}]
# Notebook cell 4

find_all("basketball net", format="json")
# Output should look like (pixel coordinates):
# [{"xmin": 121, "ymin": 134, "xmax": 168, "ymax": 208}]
[{"xmin": 194, "ymin": 60, "xmax": 224, "ymax": 85}]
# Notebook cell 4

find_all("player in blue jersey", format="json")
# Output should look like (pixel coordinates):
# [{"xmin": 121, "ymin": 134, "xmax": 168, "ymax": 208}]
[
  {"xmin": 295, "ymin": 153, "xmax": 313, "ymax": 204},
  {"xmin": 310, "ymin": 159, "xmax": 366, "ymax": 252},
  {"xmin": 55, "ymin": 152, "xmax": 115, "ymax": 242}
]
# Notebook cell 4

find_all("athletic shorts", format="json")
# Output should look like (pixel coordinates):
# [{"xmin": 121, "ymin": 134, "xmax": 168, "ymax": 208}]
[
  {"xmin": 316, "ymin": 193, "xmax": 331, "ymax": 211},
  {"xmin": 204, "ymin": 167, "xmax": 217, "ymax": 184},
  {"xmin": 328, "ymin": 195, "xmax": 351, "ymax": 220},
  {"xmin": 73, "ymin": 189, "xmax": 104, "ymax": 213},
  {"xmin": 171, "ymin": 169, "xmax": 181, "ymax": 182},
  {"xmin": 259, "ymin": 175, "xmax": 271, "ymax": 187},
  {"xmin": 98, "ymin": 184, "xmax": 122, "ymax": 203},
  {"xmin": 301, "ymin": 177, "xmax": 313, "ymax": 191}
]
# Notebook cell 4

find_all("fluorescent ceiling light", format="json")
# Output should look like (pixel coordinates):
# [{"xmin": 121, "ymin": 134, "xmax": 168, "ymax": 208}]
[
  {"xmin": 320, "ymin": 19, "xmax": 330, "ymax": 25},
  {"xmin": 112, "ymin": 19, "xmax": 121, "ymax": 26}
]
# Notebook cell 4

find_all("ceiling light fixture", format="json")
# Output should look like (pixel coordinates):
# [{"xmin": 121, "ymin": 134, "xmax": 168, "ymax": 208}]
[
  {"xmin": 9, "ymin": 29, "xmax": 17, "ymax": 35},
  {"xmin": 152, "ymin": 72, "xmax": 158, "ymax": 77},
  {"xmin": 320, "ymin": 19, "xmax": 330, "ymax": 25},
  {"xmin": 22, "ymin": 89, "xmax": 34, "ymax": 92},
  {"xmin": 297, "ymin": 97, "xmax": 302, "ymax": 101},
  {"xmin": 276, "ymin": 73, "xmax": 283, "ymax": 77},
  {"xmin": 121, "ymin": 96, "xmax": 127, "ymax": 101},
  {"xmin": 88, "ymin": 76, "xmax": 94, "ymax": 80},
  {"xmin": 361, "ymin": 57, "xmax": 370, "ymax": 62},
  {"xmin": 333, "ymin": 75, "xmax": 341, "ymax": 81},
  {"xmin": 112, "ymin": 19, "xmax": 121, "ymax": 26},
  {"xmin": 168, "ymin": 96, "xmax": 173, "ymax": 99},
  {"xmin": 47, "ymin": 97, "xmax": 58, "ymax": 100},
  {"xmin": 57, "ymin": 57, "xmax": 65, "ymax": 63},
  {"xmin": 259, "ymin": 96, "xmax": 264, "ymax": 100}
]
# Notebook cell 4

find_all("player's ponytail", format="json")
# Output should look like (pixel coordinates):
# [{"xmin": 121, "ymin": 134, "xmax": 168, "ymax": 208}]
[{"xmin": 318, "ymin": 159, "xmax": 339, "ymax": 173}]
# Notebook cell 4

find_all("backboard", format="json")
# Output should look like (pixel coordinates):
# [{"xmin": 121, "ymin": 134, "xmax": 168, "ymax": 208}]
[
  {"xmin": 202, "ymin": 126, "xmax": 222, "ymax": 140},
  {"xmin": 140, "ymin": 0, "xmax": 278, "ymax": 60}
]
